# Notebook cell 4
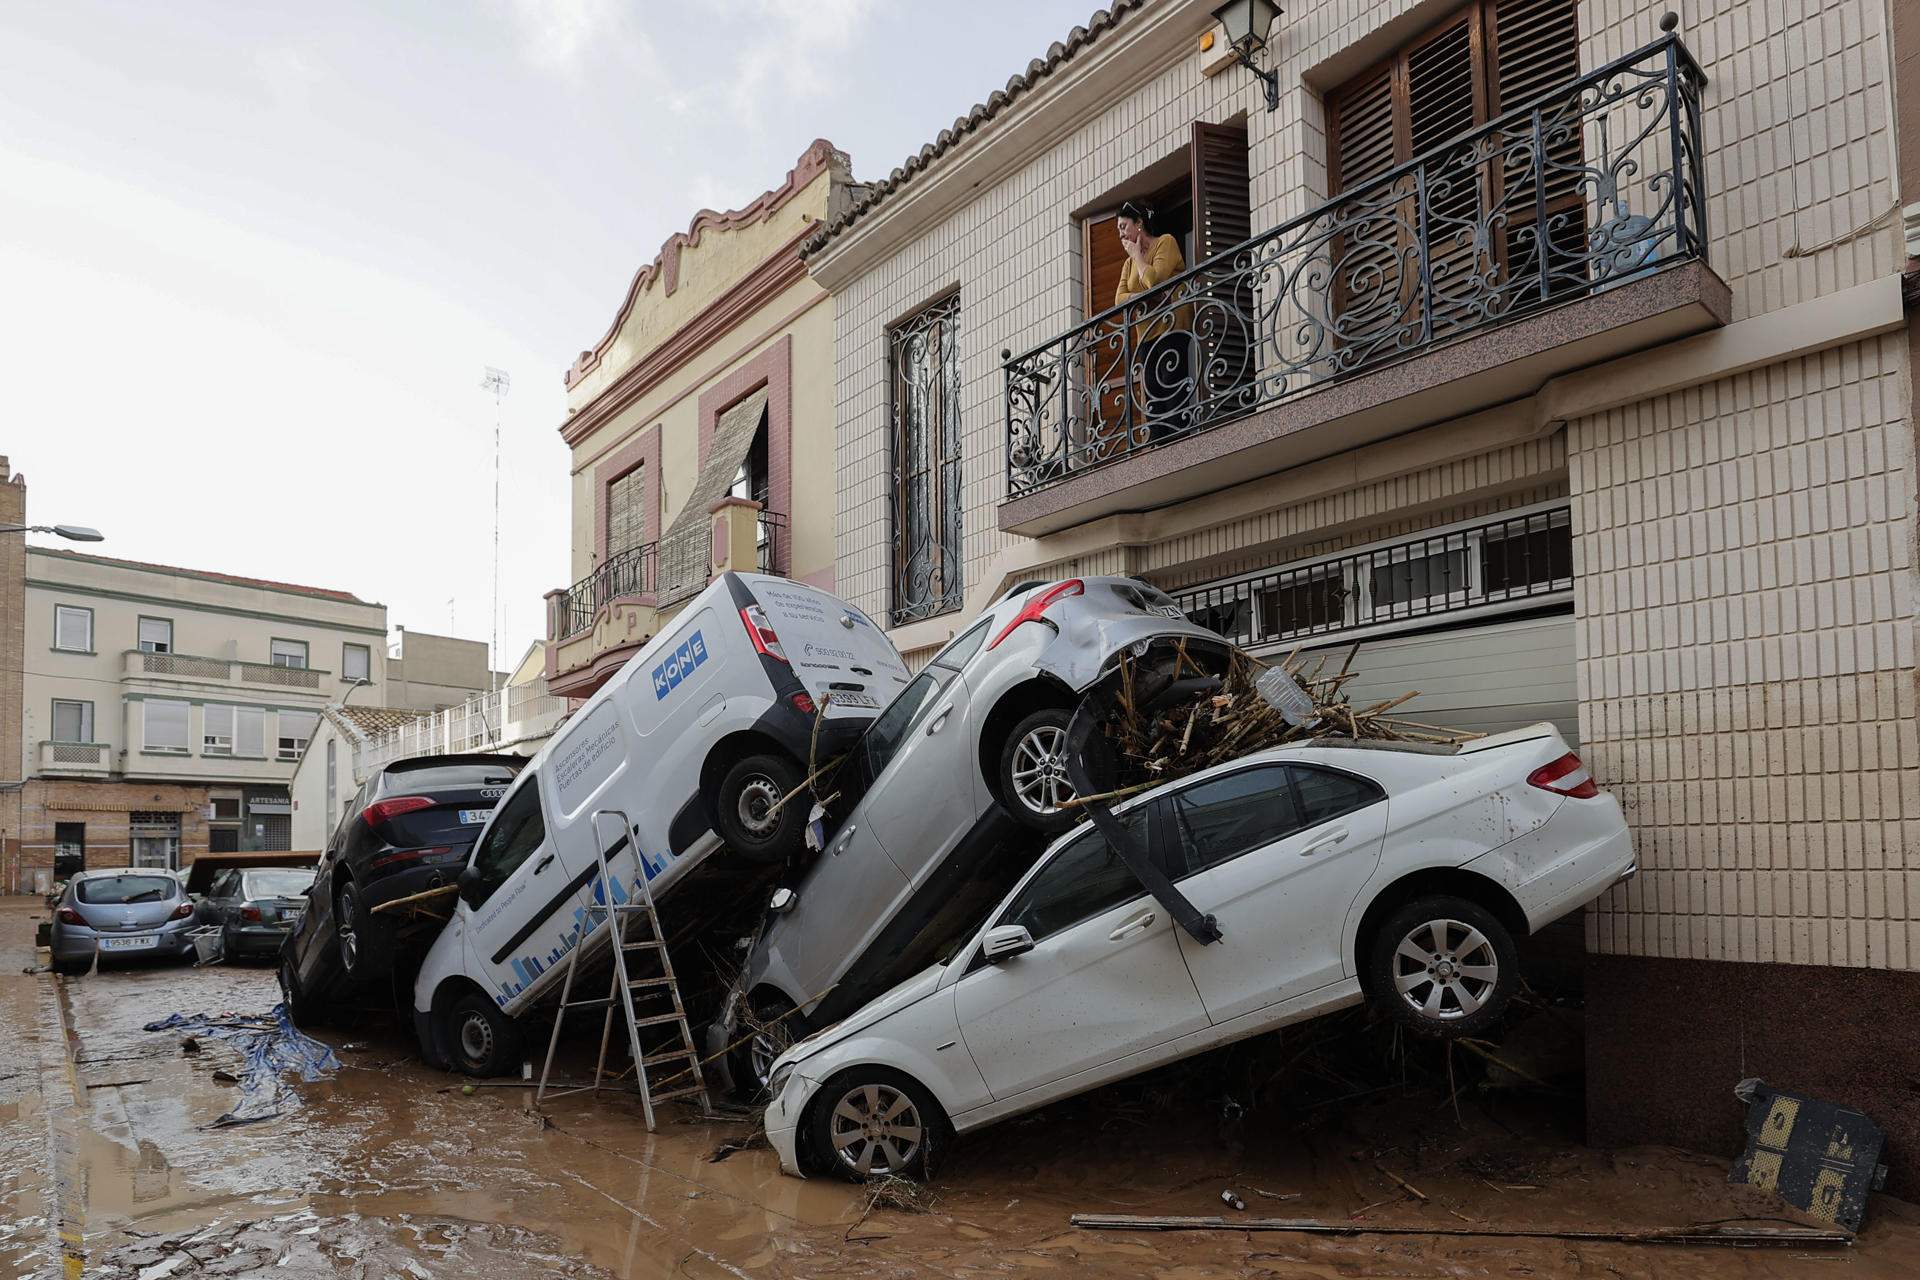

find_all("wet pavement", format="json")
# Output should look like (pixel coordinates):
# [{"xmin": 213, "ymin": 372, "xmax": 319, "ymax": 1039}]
[{"xmin": 5, "ymin": 896, "xmax": 1920, "ymax": 1278}]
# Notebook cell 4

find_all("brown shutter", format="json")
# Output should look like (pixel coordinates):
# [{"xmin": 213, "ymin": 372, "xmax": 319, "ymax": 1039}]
[
  {"xmin": 1327, "ymin": 60, "xmax": 1412, "ymax": 349},
  {"xmin": 1488, "ymin": 0, "xmax": 1584, "ymax": 301},
  {"xmin": 1406, "ymin": 12, "xmax": 1488, "ymax": 337},
  {"xmin": 1081, "ymin": 212, "xmax": 1131, "ymax": 457},
  {"xmin": 1190, "ymin": 121, "xmax": 1253, "ymax": 405}
]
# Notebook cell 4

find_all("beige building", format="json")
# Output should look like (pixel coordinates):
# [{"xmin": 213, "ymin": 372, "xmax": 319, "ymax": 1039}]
[
  {"xmin": 543, "ymin": 139, "xmax": 863, "ymax": 698},
  {"xmin": 385, "ymin": 626, "xmax": 505, "ymax": 712},
  {"xmin": 13, "ymin": 547, "xmax": 392, "ymax": 885},
  {"xmin": 808, "ymin": 2, "xmax": 1919, "ymax": 1182}
]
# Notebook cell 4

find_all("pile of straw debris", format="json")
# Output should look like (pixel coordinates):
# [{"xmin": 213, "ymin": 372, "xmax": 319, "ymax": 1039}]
[{"xmin": 1071, "ymin": 641, "xmax": 1480, "ymax": 807}]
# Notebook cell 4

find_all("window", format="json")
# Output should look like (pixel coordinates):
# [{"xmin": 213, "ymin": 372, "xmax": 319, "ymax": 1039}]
[
  {"xmin": 1365, "ymin": 543, "xmax": 1472, "ymax": 615},
  {"xmin": 53, "ymin": 605, "xmax": 92, "ymax": 652},
  {"xmin": 277, "ymin": 710, "xmax": 318, "ymax": 762},
  {"xmin": 1291, "ymin": 765, "xmax": 1386, "ymax": 827},
  {"xmin": 235, "ymin": 707, "xmax": 265, "ymax": 757},
  {"xmin": 128, "ymin": 812, "xmax": 181, "ymax": 870},
  {"xmin": 53, "ymin": 823, "xmax": 84, "ymax": 879},
  {"xmin": 211, "ymin": 796, "xmax": 242, "ymax": 821},
  {"xmin": 1171, "ymin": 767, "xmax": 1305, "ymax": 874},
  {"xmin": 270, "ymin": 639, "xmax": 308, "ymax": 669},
  {"xmin": 342, "ymin": 643, "xmax": 371, "ymax": 683},
  {"xmin": 204, "ymin": 704, "xmax": 234, "ymax": 755},
  {"xmin": 1482, "ymin": 511, "xmax": 1572, "ymax": 595},
  {"xmin": 997, "ymin": 807, "xmax": 1158, "ymax": 944},
  {"xmin": 51, "ymin": 699, "xmax": 93, "ymax": 743},
  {"xmin": 859, "ymin": 667, "xmax": 956, "ymax": 784},
  {"xmin": 889, "ymin": 293, "xmax": 964, "ymax": 625},
  {"xmin": 144, "ymin": 699, "xmax": 190, "ymax": 753},
  {"xmin": 1258, "ymin": 567, "xmax": 1348, "ymax": 639},
  {"xmin": 930, "ymin": 620, "xmax": 991, "ymax": 673},
  {"xmin": 607, "ymin": 464, "xmax": 648, "ymax": 558},
  {"xmin": 76, "ymin": 873, "xmax": 177, "ymax": 904},
  {"xmin": 137, "ymin": 617, "xmax": 173, "ymax": 654},
  {"xmin": 462, "ymin": 777, "xmax": 547, "ymax": 907}
]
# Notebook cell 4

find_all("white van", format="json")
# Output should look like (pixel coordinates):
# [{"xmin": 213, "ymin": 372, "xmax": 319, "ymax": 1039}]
[{"xmin": 409, "ymin": 572, "xmax": 908, "ymax": 1074}]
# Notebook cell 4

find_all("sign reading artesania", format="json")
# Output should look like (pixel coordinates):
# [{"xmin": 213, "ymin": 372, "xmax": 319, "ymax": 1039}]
[{"xmin": 650, "ymin": 630, "xmax": 708, "ymax": 700}]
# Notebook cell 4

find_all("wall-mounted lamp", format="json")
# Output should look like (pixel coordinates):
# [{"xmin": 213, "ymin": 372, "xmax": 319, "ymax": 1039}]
[{"xmin": 1212, "ymin": 0, "xmax": 1283, "ymax": 112}]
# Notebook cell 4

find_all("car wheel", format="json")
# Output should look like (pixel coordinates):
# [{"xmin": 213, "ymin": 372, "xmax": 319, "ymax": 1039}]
[
  {"xmin": 335, "ymin": 880, "xmax": 392, "ymax": 983},
  {"xmin": 52, "ymin": 956, "xmax": 90, "ymax": 977},
  {"xmin": 996, "ymin": 707, "xmax": 1077, "ymax": 833},
  {"xmin": 1367, "ymin": 896, "xmax": 1518, "ymax": 1039},
  {"xmin": 730, "ymin": 993, "xmax": 798, "ymax": 1099},
  {"xmin": 280, "ymin": 957, "xmax": 321, "ymax": 1027},
  {"xmin": 715, "ymin": 753, "xmax": 807, "ymax": 863},
  {"xmin": 806, "ymin": 1067, "xmax": 944, "ymax": 1182},
  {"xmin": 447, "ymin": 993, "xmax": 521, "ymax": 1078}
]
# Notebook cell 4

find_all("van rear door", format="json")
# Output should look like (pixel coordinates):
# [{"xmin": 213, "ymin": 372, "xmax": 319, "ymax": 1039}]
[{"xmin": 739, "ymin": 575, "xmax": 910, "ymax": 723}]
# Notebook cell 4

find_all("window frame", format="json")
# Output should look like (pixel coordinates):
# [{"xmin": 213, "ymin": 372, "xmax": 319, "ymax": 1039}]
[
  {"xmin": 142, "ymin": 698, "xmax": 192, "ymax": 754},
  {"xmin": 1167, "ymin": 763, "xmax": 1307, "ymax": 878},
  {"xmin": 269, "ymin": 638, "xmax": 309, "ymax": 669},
  {"xmin": 341, "ymin": 643, "xmax": 371, "ymax": 684},
  {"xmin": 136, "ymin": 615, "xmax": 174, "ymax": 655},
  {"xmin": 203, "ymin": 704, "xmax": 234, "ymax": 756},
  {"xmin": 50, "ymin": 698, "xmax": 94, "ymax": 744},
  {"xmin": 276, "ymin": 710, "xmax": 317, "ymax": 762},
  {"xmin": 887, "ymin": 290, "xmax": 965, "ymax": 626},
  {"xmin": 53, "ymin": 604, "xmax": 93, "ymax": 653},
  {"xmin": 987, "ymin": 801, "xmax": 1164, "ymax": 948}
]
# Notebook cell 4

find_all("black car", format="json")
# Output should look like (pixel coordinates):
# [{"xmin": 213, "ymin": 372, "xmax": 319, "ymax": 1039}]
[
  {"xmin": 197, "ymin": 866, "xmax": 317, "ymax": 959},
  {"xmin": 281, "ymin": 754, "xmax": 522, "ymax": 1014}
]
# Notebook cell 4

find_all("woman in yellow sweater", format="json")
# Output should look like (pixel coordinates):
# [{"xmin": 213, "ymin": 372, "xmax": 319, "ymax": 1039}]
[{"xmin": 1114, "ymin": 200, "xmax": 1193, "ymax": 444}]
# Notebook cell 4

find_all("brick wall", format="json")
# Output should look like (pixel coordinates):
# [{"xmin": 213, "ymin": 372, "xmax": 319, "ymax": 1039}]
[{"xmin": 18, "ymin": 780, "xmax": 212, "ymax": 884}]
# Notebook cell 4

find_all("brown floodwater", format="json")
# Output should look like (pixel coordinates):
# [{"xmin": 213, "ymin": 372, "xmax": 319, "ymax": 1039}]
[{"xmin": 4, "ymin": 898, "xmax": 1917, "ymax": 1279}]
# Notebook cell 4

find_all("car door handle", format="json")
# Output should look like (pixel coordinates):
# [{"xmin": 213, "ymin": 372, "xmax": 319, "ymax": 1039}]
[
  {"xmin": 833, "ymin": 824, "xmax": 857, "ymax": 855},
  {"xmin": 533, "ymin": 853, "xmax": 556, "ymax": 874},
  {"xmin": 925, "ymin": 706, "xmax": 952, "ymax": 736},
  {"xmin": 1109, "ymin": 910, "xmax": 1155, "ymax": 941},
  {"xmin": 1301, "ymin": 828, "xmax": 1350, "ymax": 857}
]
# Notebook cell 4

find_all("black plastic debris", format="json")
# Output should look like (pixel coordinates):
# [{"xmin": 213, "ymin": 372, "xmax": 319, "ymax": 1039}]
[{"xmin": 1730, "ymin": 1078, "xmax": 1888, "ymax": 1233}]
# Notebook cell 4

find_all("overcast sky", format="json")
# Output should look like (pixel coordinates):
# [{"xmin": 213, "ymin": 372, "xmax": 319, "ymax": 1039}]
[{"xmin": 1, "ymin": 0, "xmax": 1096, "ymax": 672}]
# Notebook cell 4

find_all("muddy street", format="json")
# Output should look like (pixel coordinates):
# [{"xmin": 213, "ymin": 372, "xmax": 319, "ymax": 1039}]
[{"xmin": 3, "ymin": 898, "xmax": 1917, "ymax": 1279}]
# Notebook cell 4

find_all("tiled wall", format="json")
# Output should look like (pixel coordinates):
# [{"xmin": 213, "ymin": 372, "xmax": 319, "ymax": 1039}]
[{"xmin": 1573, "ymin": 332, "xmax": 1919, "ymax": 969}]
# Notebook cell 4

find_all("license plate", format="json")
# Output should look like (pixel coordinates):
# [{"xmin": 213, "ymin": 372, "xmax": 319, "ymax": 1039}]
[
  {"xmin": 101, "ymin": 935, "xmax": 158, "ymax": 951},
  {"xmin": 830, "ymin": 691, "xmax": 880, "ymax": 710},
  {"xmin": 1153, "ymin": 604, "xmax": 1186, "ymax": 620},
  {"xmin": 458, "ymin": 809, "xmax": 493, "ymax": 824}
]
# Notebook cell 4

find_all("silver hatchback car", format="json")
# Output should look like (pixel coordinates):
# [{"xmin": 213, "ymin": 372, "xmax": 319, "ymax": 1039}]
[
  {"xmin": 50, "ymin": 868, "xmax": 200, "ymax": 974},
  {"xmin": 720, "ymin": 576, "xmax": 1227, "ymax": 1087}
]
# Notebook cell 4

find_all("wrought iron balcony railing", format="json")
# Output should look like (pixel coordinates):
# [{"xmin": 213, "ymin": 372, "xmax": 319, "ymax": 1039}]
[
  {"xmin": 552, "ymin": 541, "xmax": 657, "ymax": 640},
  {"xmin": 1005, "ymin": 34, "xmax": 1707, "ymax": 498}
]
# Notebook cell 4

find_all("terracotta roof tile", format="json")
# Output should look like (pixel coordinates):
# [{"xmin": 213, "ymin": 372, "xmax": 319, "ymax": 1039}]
[{"xmin": 326, "ymin": 705, "xmax": 428, "ymax": 741}]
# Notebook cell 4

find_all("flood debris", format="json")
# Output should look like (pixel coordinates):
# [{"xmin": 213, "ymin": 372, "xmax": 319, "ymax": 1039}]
[
  {"xmin": 1731, "ymin": 1079, "xmax": 1888, "ymax": 1233},
  {"xmin": 1068, "ymin": 1213, "xmax": 1855, "ymax": 1247},
  {"xmin": 142, "ymin": 1003, "xmax": 340, "ymax": 1126}
]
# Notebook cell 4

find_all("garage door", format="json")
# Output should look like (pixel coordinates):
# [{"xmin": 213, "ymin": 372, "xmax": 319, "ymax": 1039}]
[{"xmin": 1284, "ymin": 612, "xmax": 1578, "ymax": 747}]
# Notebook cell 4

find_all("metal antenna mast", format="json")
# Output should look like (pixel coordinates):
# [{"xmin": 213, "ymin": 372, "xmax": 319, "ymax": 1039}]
[{"xmin": 480, "ymin": 366, "xmax": 511, "ymax": 699}]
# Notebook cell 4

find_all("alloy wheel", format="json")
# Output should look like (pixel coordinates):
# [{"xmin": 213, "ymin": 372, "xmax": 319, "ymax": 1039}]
[
  {"xmin": 828, "ymin": 1083, "xmax": 924, "ymax": 1177},
  {"xmin": 1391, "ymin": 918, "xmax": 1500, "ymax": 1021},
  {"xmin": 337, "ymin": 887, "xmax": 359, "ymax": 971},
  {"xmin": 1009, "ymin": 724, "xmax": 1072, "ymax": 815}
]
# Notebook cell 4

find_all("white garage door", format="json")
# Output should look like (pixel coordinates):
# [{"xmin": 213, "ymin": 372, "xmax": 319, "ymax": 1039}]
[{"xmin": 1287, "ymin": 612, "xmax": 1579, "ymax": 747}]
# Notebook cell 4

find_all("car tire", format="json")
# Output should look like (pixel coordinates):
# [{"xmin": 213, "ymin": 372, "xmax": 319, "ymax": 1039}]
[
  {"xmin": 1367, "ymin": 896, "xmax": 1518, "ymax": 1039},
  {"xmin": 335, "ymin": 879, "xmax": 392, "ymax": 983},
  {"xmin": 715, "ymin": 753, "xmax": 807, "ymax": 864},
  {"xmin": 447, "ymin": 993, "xmax": 521, "ymax": 1078},
  {"xmin": 806, "ymin": 1066, "xmax": 945, "ymax": 1182},
  {"xmin": 996, "ymin": 707, "xmax": 1078, "ymax": 833},
  {"xmin": 280, "ymin": 957, "xmax": 322, "ymax": 1027},
  {"xmin": 52, "ymin": 956, "xmax": 90, "ymax": 977},
  {"xmin": 729, "ymin": 993, "xmax": 798, "ymax": 1099}
]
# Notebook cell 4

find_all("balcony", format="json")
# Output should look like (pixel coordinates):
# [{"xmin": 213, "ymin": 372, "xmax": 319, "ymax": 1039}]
[
  {"xmin": 1001, "ymin": 35, "xmax": 1721, "ymax": 536},
  {"xmin": 124, "ymin": 650, "xmax": 326, "ymax": 690},
  {"xmin": 39, "ymin": 740, "xmax": 111, "ymax": 777},
  {"xmin": 354, "ymin": 680, "xmax": 571, "ymax": 778}
]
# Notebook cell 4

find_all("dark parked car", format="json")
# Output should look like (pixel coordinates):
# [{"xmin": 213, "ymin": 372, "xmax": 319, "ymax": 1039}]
[
  {"xmin": 50, "ymin": 868, "xmax": 199, "ymax": 974},
  {"xmin": 281, "ymin": 754, "xmax": 523, "ymax": 1015},
  {"xmin": 198, "ymin": 866, "xmax": 317, "ymax": 960}
]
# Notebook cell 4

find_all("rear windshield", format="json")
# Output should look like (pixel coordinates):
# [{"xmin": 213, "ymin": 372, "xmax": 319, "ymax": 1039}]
[
  {"xmin": 243, "ymin": 869, "xmax": 316, "ymax": 898},
  {"xmin": 382, "ymin": 762, "xmax": 519, "ymax": 791},
  {"xmin": 76, "ymin": 875, "xmax": 177, "ymax": 905}
]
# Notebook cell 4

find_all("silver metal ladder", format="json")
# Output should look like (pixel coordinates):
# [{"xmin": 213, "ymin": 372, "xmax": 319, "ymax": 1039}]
[{"xmin": 534, "ymin": 809, "xmax": 711, "ymax": 1129}]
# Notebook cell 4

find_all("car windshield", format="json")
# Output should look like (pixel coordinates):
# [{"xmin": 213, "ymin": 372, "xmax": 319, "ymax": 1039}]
[
  {"xmin": 76, "ymin": 875, "xmax": 176, "ymax": 905},
  {"xmin": 383, "ymin": 762, "xmax": 519, "ymax": 790},
  {"xmin": 244, "ymin": 869, "xmax": 316, "ymax": 898}
]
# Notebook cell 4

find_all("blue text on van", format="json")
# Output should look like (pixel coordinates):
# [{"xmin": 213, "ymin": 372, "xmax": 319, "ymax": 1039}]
[{"xmin": 651, "ymin": 630, "xmax": 709, "ymax": 700}]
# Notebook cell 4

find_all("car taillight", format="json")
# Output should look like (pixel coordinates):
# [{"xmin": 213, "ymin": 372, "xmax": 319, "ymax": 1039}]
[
  {"xmin": 368, "ymin": 845, "xmax": 454, "ymax": 872},
  {"xmin": 741, "ymin": 604, "xmax": 787, "ymax": 662},
  {"xmin": 790, "ymin": 691, "xmax": 816, "ymax": 716},
  {"xmin": 56, "ymin": 907, "xmax": 82, "ymax": 925},
  {"xmin": 987, "ymin": 579, "xmax": 1084, "ymax": 650},
  {"xmin": 171, "ymin": 902, "xmax": 196, "ymax": 920},
  {"xmin": 1528, "ymin": 752, "xmax": 1599, "ymax": 799},
  {"xmin": 362, "ymin": 795, "xmax": 434, "ymax": 828}
]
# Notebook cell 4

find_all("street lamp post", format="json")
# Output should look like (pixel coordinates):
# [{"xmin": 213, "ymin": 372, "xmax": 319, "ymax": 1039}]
[{"xmin": 0, "ymin": 524, "xmax": 104, "ymax": 541}]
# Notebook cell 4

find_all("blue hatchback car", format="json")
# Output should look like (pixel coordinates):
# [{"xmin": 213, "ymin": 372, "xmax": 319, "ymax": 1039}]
[{"xmin": 50, "ymin": 868, "xmax": 199, "ymax": 974}]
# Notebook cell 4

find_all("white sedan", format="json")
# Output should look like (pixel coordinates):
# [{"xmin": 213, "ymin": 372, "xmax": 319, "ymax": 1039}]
[{"xmin": 764, "ymin": 723, "xmax": 1634, "ymax": 1181}]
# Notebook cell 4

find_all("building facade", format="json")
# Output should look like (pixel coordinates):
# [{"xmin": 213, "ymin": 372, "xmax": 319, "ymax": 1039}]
[
  {"xmin": 808, "ymin": 1, "xmax": 1919, "ymax": 1182},
  {"xmin": 385, "ymin": 627, "xmax": 505, "ymax": 712},
  {"xmin": 543, "ymin": 139, "xmax": 864, "ymax": 698},
  {"xmin": 14, "ymin": 549, "xmax": 390, "ymax": 886}
]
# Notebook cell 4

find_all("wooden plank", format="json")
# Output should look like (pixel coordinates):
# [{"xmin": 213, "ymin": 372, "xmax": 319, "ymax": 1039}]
[{"xmin": 1068, "ymin": 1214, "xmax": 1852, "ymax": 1247}]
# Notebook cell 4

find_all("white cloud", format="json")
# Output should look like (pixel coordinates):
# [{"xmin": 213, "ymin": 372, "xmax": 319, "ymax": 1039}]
[{"xmin": 496, "ymin": 0, "xmax": 649, "ymax": 74}]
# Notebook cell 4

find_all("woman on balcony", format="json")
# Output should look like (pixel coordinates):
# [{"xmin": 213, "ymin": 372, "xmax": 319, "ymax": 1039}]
[{"xmin": 1114, "ymin": 200, "xmax": 1193, "ymax": 445}]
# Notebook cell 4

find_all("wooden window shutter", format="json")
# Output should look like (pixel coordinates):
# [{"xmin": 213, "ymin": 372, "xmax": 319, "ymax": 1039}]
[
  {"xmin": 1488, "ymin": 0, "xmax": 1584, "ymax": 298},
  {"xmin": 1405, "ymin": 12, "xmax": 1488, "ymax": 337},
  {"xmin": 1189, "ymin": 121, "xmax": 1253, "ymax": 401}
]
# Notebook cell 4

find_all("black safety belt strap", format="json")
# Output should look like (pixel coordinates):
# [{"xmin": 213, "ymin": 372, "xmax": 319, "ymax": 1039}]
[{"xmin": 1063, "ymin": 687, "xmax": 1222, "ymax": 945}]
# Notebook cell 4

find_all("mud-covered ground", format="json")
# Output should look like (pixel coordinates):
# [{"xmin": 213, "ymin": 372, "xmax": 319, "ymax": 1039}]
[{"xmin": 4, "ymin": 898, "xmax": 1917, "ymax": 1279}]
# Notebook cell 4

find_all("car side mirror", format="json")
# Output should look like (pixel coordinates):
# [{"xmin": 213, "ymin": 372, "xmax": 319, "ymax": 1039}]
[
  {"xmin": 981, "ymin": 924, "xmax": 1035, "ymax": 963},
  {"xmin": 456, "ymin": 864, "xmax": 483, "ymax": 906},
  {"xmin": 769, "ymin": 887, "xmax": 798, "ymax": 914}
]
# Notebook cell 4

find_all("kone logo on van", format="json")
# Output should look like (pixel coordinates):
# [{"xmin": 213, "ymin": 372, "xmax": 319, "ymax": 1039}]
[{"xmin": 651, "ymin": 630, "xmax": 709, "ymax": 700}]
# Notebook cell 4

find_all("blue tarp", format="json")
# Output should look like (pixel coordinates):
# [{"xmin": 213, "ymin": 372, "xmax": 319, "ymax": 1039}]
[{"xmin": 143, "ymin": 1002, "xmax": 340, "ymax": 1126}]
